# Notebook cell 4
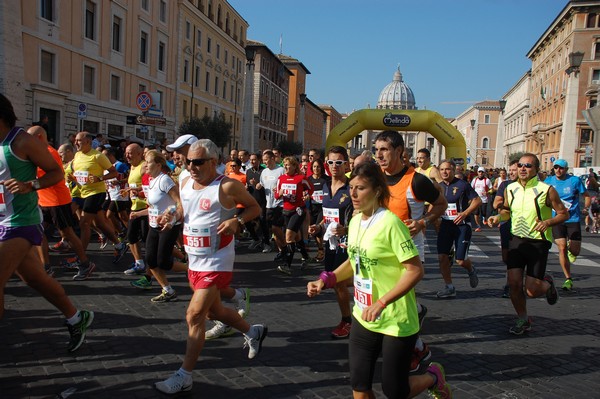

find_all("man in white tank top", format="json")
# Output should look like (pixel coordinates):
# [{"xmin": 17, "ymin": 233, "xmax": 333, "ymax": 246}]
[{"xmin": 155, "ymin": 139, "xmax": 268, "ymax": 395}]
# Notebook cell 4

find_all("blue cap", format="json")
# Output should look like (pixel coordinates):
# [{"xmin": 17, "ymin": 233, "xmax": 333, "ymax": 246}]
[{"xmin": 554, "ymin": 159, "xmax": 568, "ymax": 168}]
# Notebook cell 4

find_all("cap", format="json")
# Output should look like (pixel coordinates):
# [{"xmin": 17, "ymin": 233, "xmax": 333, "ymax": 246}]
[
  {"xmin": 554, "ymin": 159, "xmax": 568, "ymax": 168},
  {"xmin": 166, "ymin": 134, "xmax": 198, "ymax": 151},
  {"xmin": 477, "ymin": 166, "xmax": 485, "ymax": 172}
]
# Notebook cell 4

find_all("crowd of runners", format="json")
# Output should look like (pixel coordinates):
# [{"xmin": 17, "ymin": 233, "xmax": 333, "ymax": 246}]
[{"xmin": 1, "ymin": 92, "xmax": 596, "ymax": 398}]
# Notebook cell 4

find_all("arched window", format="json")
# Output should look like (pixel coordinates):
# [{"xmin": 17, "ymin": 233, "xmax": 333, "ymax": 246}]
[{"xmin": 482, "ymin": 137, "xmax": 489, "ymax": 149}]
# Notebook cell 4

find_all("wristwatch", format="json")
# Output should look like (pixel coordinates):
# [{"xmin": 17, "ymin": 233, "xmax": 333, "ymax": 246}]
[
  {"xmin": 31, "ymin": 179, "xmax": 41, "ymax": 191},
  {"xmin": 236, "ymin": 216, "xmax": 245, "ymax": 226}
]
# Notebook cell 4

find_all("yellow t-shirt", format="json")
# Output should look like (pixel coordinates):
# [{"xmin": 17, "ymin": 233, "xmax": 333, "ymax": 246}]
[
  {"xmin": 72, "ymin": 149, "xmax": 113, "ymax": 198},
  {"xmin": 128, "ymin": 162, "xmax": 147, "ymax": 211},
  {"xmin": 63, "ymin": 161, "xmax": 81, "ymax": 199}
]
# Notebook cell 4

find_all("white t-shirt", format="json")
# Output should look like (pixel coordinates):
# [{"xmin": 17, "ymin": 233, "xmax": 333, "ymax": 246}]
[
  {"xmin": 260, "ymin": 166, "xmax": 285, "ymax": 208},
  {"xmin": 471, "ymin": 177, "xmax": 491, "ymax": 203},
  {"xmin": 147, "ymin": 173, "xmax": 179, "ymax": 228}
]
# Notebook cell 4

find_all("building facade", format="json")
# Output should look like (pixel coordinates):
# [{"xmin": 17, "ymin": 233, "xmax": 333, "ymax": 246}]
[
  {"xmin": 497, "ymin": 71, "xmax": 531, "ymax": 167},
  {"xmin": 455, "ymin": 101, "xmax": 501, "ymax": 169},
  {"xmin": 319, "ymin": 104, "xmax": 343, "ymax": 147}
]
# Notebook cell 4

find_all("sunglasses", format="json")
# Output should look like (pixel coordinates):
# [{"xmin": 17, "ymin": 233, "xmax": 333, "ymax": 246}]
[
  {"xmin": 326, "ymin": 160, "xmax": 347, "ymax": 166},
  {"xmin": 230, "ymin": 164, "xmax": 239, "ymax": 168},
  {"xmin": 186, "ymin": 158, "xmax": 212, "ymax": 166},
  {"xmin": 553, "ymin": 165, "xmax": 564, "ymax": 170},
  {"xmin": 517, "ymin": 162, "xmax": 534, "ymax": 168}
]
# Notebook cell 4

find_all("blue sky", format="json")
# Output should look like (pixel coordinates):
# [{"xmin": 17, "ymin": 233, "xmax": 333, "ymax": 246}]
[{"xmin": 229, "ymin": 0, "xmax": 568, "ymax": 118}]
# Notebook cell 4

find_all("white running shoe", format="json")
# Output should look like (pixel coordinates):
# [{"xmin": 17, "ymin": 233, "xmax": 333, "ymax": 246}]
[
  {"xmin": 235, "ymin": 288, "xmax": 250, "ymax": 318},
  {"xmin": 205, "ymin": 320, "xmax": 234, "ymax": 340},
  {"xmin": 244, "ymin": 324, "xmax": 268, "ymax": 359},
  {"xmin": 155, "ymin": 370, "xmax": 192, "ymax": 394}
]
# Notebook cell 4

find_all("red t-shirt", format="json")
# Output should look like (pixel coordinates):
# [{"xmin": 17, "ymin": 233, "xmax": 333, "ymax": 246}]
[{"xmin": 275, "ymin": 173, "xmax": 313, "ymax": 211}]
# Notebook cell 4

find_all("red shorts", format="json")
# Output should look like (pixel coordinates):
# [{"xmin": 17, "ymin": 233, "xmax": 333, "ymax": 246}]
[{"xmin": 188, "ymin": 270, "xmax": 233, "ymax": 290}]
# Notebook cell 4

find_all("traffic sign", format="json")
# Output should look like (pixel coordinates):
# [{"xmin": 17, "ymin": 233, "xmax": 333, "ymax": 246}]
[
  {"xmin": 136, "ymin": 115, "xmax": 166, "ymax": 126},
  {"xmin": 550, "ymin": 156, "xmax": 556, "ymax": 162},
  {"xmin": 136, "ymin": 91, "xmax": 152, "ymax": 111},
  {"xmin": 78, "ymin": 103, "xmax": 87, "ymax": 119}
]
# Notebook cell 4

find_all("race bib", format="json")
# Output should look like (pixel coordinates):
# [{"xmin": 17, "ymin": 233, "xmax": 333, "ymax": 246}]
[
  {"xmin": 0, "ymin": 185, "xmax": 6, "ymax": 212},
  {"xmin": 311, "ymin": 190, "xmax": 324, "ymax": 204},
  {"xmin": 443, "ymin": 203, "xmax": 458, "ymax": 220},
  {"xmin": 354, "ymin": 277, "xmax": 373, "ymax": 311},
  {"xmin": 74, "ymin": 171, "xmax": 89, "ymax": 185},
  {"xmin": 183, "ymin": 225, "xmax": 213, "ymax": 256},
  {"xmin": 561, "ymin": 199, "xmax": 573, "ymax": 210},
  {"xmin": 323, "ymin": 207, "xmax": 340, "ymax": 228},
  {"xmin": 281, "ymin": 183, "xmax": 297, "ymax": 201},
  {"xmin": 148, "ymin": 208, "xmax": 160, "ymax": 228}
]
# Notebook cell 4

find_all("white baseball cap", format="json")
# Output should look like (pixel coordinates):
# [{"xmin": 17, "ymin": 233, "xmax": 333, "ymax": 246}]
[
  {"xmin": 477, "ymin": 166, "xmax": 485, "ymax": 172},
  {"xmin": 166, "ymin": 134, "xmax": 198, "ymax": 151}
]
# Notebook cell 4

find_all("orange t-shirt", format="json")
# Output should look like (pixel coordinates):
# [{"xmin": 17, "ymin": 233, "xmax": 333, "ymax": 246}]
[{"xmin": 37, "ymin": 145, "xmax": 72, "ymax": 207}]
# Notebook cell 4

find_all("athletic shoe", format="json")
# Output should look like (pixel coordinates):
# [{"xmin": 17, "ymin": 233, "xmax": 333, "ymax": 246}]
[
  {"xmin": 331, "ymin": 320, "xmax": 351, "ymax": 339},
  {"xmin": 544, "ymin": 274, "xmax": 559, "ymax": 305},
  {"xmin": 410, "ymin": 343, "xmax": 432, "ymax": 372},
  {"xmin": 98, "ymin": 234, "xmax": 108, "ymax": 249},
  {"xmin": 244, "ymin": 324, "xmax": 268, "ymax": 359},
  {"xmin": 418, "ymin": 304, "xmax": 428, "ymax": 327},
  {"xmin": 155, "ymin": 370, "xmax": 193, "ymax": 394},
  {"xmin": 151, "ymin": 290, "xmax": 177, "ymax": 303},
  {"xmin": 205, "ymin": 320, "xmax": 234, "ymax": 340},
  {"xmin": 474, "ymin": 227, "xmax": 482, "ymax": 232},
  {"xmin": 61, "ymin": 256, "xmax": 80, "ymax": 269},
  {"xmin": 261, "ymin": 243, "xmax": 272, "ymax": 253},
  {"xmin": 130, "ymin": 276, "xmax": 152, "ymax": 290},
  {"xmin": 502, "ymin": 285, "xmax": 510, "ymax": 298},
  {"xmin": 112, "ymin": 243, "xmax": 129, "ymax": 264},
  {"xmin": 72, "ymin": 262, "xmax": 96, "ymax": 281},
  {"xmin": 44, "ymin": 264, "xmax": 55, "ymax": 277},
  {"xmin": 509, "ymin": 318, "xmax": 532, "ymax": 335},
  {"xmin": 274, "ymin": 251, "xmax": 285, "ymax": 261},
  {"xmin": 50, "ymin": 240, "xmax": 71, "ymax": 253},
  {"xmin": 468, "ymin": 266, "xmax": 479, "ymax": 288},
  {"xmin": 277, "ymin": 264, "xmax": 292, "ymax": 275},
  {"xmin": 562, "ymin": 278, "xmax": 573, "ymax": 291},
  {"xmin": 66, "ymin": 310, "xmax": 94, "ymax": 352},
  {"xmin": 567, "ymin": 250, "xmax": 577, "ymax": 264},
  {"xmin": 585, "ymin": 225, "xmax": 590, "ymax": 232},
  {"xmin": 248, "ymin": 240, "xmax": 261, "ymax": 250},
  {"xmin": 436, "ymin": 286, "xmax": 456, "ymax": 299},
  {"xmin": 235, "ymin": 288, "xmax": 250, "ymax": 318},
  {"xmin": 124, "ymin": 262, "xmax": 146, "ymax": 275},
  {"xmin": 427, "ymin": 362, "xmax": 452, "ymax": 399}
]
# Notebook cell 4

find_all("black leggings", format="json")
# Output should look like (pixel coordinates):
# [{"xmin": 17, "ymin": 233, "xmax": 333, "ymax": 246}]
[
  {"xmin": 349, "ymin": 316, "xmax": 417, "ymax": 399},
  {"xmin": 145, "ymin": 224, "xmax": 181, "ymax": 270}
]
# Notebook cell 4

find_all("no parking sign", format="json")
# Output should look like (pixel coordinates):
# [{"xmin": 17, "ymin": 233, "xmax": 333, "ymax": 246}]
[{"xmin": 136, "ymin": 92, "xmax": 152, "ymax": 112}]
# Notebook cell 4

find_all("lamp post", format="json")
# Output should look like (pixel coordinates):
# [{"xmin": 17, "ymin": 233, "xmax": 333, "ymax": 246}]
[
  {"xmin": 495, "ymin": 99, "xmax": 507, "ymax": 167},
  {"xmin": 298, "ymin": 93, "xmax": 307, "ymax": 149},
  {"xmin": 560, "ymin": 51, "xmax": 584, "ymax": 166},
  {"xmin": 241, "ymin": 47, "xmax": 256, "ymax": 152}
]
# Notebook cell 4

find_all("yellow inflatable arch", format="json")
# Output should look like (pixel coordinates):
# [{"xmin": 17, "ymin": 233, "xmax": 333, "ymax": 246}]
[{"xmin": 325, "ymin": 109, "xmax": 466, "ymax": 165}]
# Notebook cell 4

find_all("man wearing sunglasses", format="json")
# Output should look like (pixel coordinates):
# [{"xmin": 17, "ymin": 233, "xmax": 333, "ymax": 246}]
[
  {"xmin": 488, "ymin": 153, "xmax": 568, "ymax": 335},
  {"xmin": 543, "ymin": 159, "xmax": 590, "ymax": 291}
]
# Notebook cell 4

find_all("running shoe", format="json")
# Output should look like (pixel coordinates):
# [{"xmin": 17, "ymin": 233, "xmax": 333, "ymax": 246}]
[
  {"xmin": 544, "ymin": 274, "xmax": 559, "ymax": 305},
  {"xmin": 261, "ymin": 243, "xmax": 273, "ymax": 253},
  {"xmin": 273, "ymin": 251, "xmax": 285, "ymax": 261},
  {"xmin": 151, "ymin": 289, "xmax": 177, "ymax": 303},
  {"xmin": 130, "ymin": 276, "xmax": 152, "ymax": 290},
  {"xmin": 244, "ymin": 324, "xmax": 268, "ymax": 359},
  {"xmin": 235, "ymin": 288, "xmax": 250, "ymax": 318},
  {"xmin": 73, "ymin": 262, "xmax": 96, "ymax": 281},
  {"xmin": 277, "ymin": 264, "xmax": 292, "ymax": 275},
  {"xmin": 331, "ymin": 320, "xmax": 351, "ymax": 339},
  {"xmin": 410, "ymin": 343, "xmax": 432, "ymax": 373},
  {"xmin": 50, "ymin": 240, "xmax": 71, "ymax": 253},
  {"xmin": 427, "ymin": 362, "xmax": 452, "ymax": 399},
  {"xmin": 585, "ymin": 225, "xmax": 590, "ymax": 232},
  {"xmin": 66, "ymin": 310, "xmax": 94, "ymax": 352},
  {"xmin": 468, "ymin": 266, "xmax": 479, "ymax": 288},
  {"xmin": 509, "ymin": 318, "xmax": 532, "ymax": 335},
  {"xmin": 315, "ymin": 249, "xmax": 325, "ymax": 262},
  {"xmin": 567, "ymin": 250, "xmax": 577, "ymax": 264},
  {"xmin": 562, "ymin": 278, "xmax": 573, "ymax": 291},
  {"xmin": 502, "ymin": 285, "xmax": 510, "ymax": 298},
  {"xmin": 474, "ymin": 227, "xmax": 482, "ymax": 232},
  {"xmin": 205, "ymin": 320, "xmax": 234, "ymax": 340},
  {"xmin": 98, "ymin": 234, "xmax": 108, "ymax": 249},
  {"xmin": 436, "ymin": 285, "xmax": 456, "ymax": 299},
  {"xmin": 124, "ymin": 262, "xmax": 146, "ymax": 275},
  {"xmin": 155, "ymin": 370, "xmax": 193, "ymax": 394},
  {"xmin": 61, "ymin": 256, "xmax": 80, "ymax": 269},
  {"xmin": 112, "ymin": 243, "xmax": 129, "ymax": 264},
  {"xmin": 418, "ymin": 304, "xmax": 428, "ymax": 327},
  {"xmin": 248, "ymin": 240, "xmax": 262, "ymax": 250}
]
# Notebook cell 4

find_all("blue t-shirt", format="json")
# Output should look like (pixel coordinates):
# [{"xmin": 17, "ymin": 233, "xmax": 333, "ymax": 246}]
[
  {"xmin": 544, "ymin": 174, "xmax": 586, "ymax": 223},
  {"xmin": 440, "ymin": 177, "xmax": 479, "ymax": 223},
  {"xmin": 115, "ymin": 160, "xmax": 130, "ymax": 175}
]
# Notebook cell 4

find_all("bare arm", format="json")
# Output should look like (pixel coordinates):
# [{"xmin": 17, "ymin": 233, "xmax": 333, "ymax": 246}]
[{"xmin": 217, "ymin": 178, "xmax": 261, "ymax": 235}]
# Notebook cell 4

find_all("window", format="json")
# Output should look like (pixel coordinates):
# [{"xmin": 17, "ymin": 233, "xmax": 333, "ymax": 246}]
[
  {"xmin": 216, "ymin": 44, "xmax": 220, "ymax": 59},
  {"xmin": 141, "ymin": 0, "xmax": 149, "ymax": 11},
  {"xmin": 581, "ymin": 129, "xmax": 593, "ymax": 145},
  {"xmin": 482, "ymin": 137, "xmax": 489, "ymax": 149},
  {"xmin": 111, "ymin": 75, "xmax": 120, "ymax": 101},
  {"xmin": 222, "ymin": 80, "xmax": 227, "ymax": 99},
  {"xmin": 140, "ymin": 31, "xmax": 148, "ymax": 63},
  {"xmin": 112, "ymin": 16, "xmax": 121, "ymax": 52},
  {"xmin": 593, "ymin": 69, "xmax": 600, "ymax": 84},
  {"xmin": 224, "ymin": 50, "xmax": 228, "ymax": 65},
  {"xmin": 186, "ymin": 21, "xmax": 191, "ymax": 40},
  {"xmin": 588, "ymin": 13, "xmax": 597, "ymax": 28},
  {"xmin": 481, "ymin": 157, "xmax": 488, "ymax": 165},
  {"xmin": 139, "ymin": 84, "xmax": 147, "ymax": 92},
  {"xmin": 158, "ymin": 42, "xmax": 165, "ymax": 71},
  {"xmin": 196, "ymin": 29, "xmax": 202, "ymax": 47},
  {"xmin": 41, "ymin": 0, "xmax": 54, "ymax": 21},
  {"xmin": 484, "ymin": 114, "xmax": 491, "ymax": 124},
  {"xmin": 596, "ymin": 43, "xmax": 600, "ymax": 60},
  {"xmin": 85, "ymin": 1, "xmax": 96, "ymax": 40},
  {"xmin": 214, "ymin": 76, "xmax": 219, "ymax": 96},
  {"xmin": 83, "ymin": 65, "xmax": 95, "ymax": 94},
  {"xmin": 183, "ymin": 100, "xmax": 188, "ymax": 118},
  {"xmin": 183, "ymin": 60, "xmax": 189, "ymax": 83},
  {"xmin": 207, "ymin": 37, "xmax": 211, "ymax": 53},
  {"xmin": 156, "ymin": 90, "xmax": 164, "ymax": 109},
  {"xmin": 195, "ymin": 66, "xmax": 200, "ymax": 87},
  {"xmin": 205, "ymin": 72, "xmax": 210, "ymax": 91},
  {"xmin": 40, "ymin": 50, "xmax": 55, "ymax": 83},
  {"xmin": 159, "ymin": 0, "xmax": 167, "ymax": 23}
]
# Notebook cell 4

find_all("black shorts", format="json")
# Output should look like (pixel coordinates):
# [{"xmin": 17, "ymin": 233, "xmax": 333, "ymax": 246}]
[
  {"xmin": 82, "ymin": 192, "xmax": 108, "ymax": 214},
  {"xmin": 506, "ymin": 236, "xmax": 552, "ymax": 280},
  {"xmin": 127, "ymin": 215, "xmax": 149, "ymax": 244},
  {"xmin": 473, "ymin": 202, "xmax": 489, "ymax": 218},
  {"xmin": 145, "ymin": 224, "xmax": 181, "ymax": 270},
  {"xmin": 437, "ymin": 220, "xmax": 472, "ymax": 260},
  {"xmin": 349, "ymin": 317, "xmax": 417, "ymax": 398},
  {"xmin": 283, "ymin": 208, "xmax": 305, "ymax": 232},
  {"xmin": 324, "ymin": 245, "xmax": 348, "ymax": 272},
  {"xmin": 41, "ymin": 203, "xmax": 77, "ymax": 230},
  {"xmin": 109, "ymin": 200, "xmax": 132, "ymax": 214},
  {"xmin": 552, "ymin": 222, "xmax": 582, "ymax": 241},
  {"xmin": 266, "ymin": 207, "xmax": 284, "ymax": 228},
  {"xmin": 101, "ymin": 198, "xmax": 111, "ymax": 211},
  {"xmin": 499, "ymin": 221, "xmax": 512, "ymax": 249},
  {"xmin": 310, "ymin": 203, "xmax": 323, "ymax": 227}
]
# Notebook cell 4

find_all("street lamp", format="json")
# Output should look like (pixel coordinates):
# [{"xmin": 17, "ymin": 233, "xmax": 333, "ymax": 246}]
[
  {"xmin": 566, "ymin": 51, "xmax": 585, "ymax": 76},
  {"xmin": 241, "ymin": 47, "xmax": 256, "ymax": 152},
  {"xmin": 470, "ymin": 119, "xmax": 476, "ymax": 167}
]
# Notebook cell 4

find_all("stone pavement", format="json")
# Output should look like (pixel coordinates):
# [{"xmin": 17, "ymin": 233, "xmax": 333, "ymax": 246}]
[{"xmin": 2, "ymin": 227, "xmax": 600, "ymax": 399}]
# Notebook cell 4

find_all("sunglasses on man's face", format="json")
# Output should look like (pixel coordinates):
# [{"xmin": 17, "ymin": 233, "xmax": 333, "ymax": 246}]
[
  {"xmin": 517, "ymin": 162, "xmax": 534, "ymax": 169},
  {"xmin": 326, "ymin": 160, "xmax": 347, "ymax": 166},
  {"xmin": 186, "ymin": 158, "xmax": 211, "ymax": 166},
  {"xmin": 553, "ymin": 165, "xmax": 564, "ymax": 170}
]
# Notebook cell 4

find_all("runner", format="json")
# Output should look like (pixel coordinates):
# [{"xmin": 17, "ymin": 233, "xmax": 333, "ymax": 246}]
[
  {"xmin": 155, "ymin": 139, "xmax": 267, "ymax": 394},
  {"xmin": 259, "ymin": 150, "xmax": 286, "ymax": 259},
  {"xmin": 488, "ymin": 153, "xmax": 568, "ymax": 335},
  {"xmin": 471, "ymin": 167, "xmax": 492, "ymax": 231},
  {"xmin": 308, "ymin": 158, "xmax": 330, "ymax": 262}
]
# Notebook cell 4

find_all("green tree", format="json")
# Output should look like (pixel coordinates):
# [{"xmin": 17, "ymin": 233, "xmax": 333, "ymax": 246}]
[
  {"xmin": 508, "ymin": 151, "xmax": 526, "ymax": 163},
  {"xmin": 276, "ymin": 140, "xmax": 303, "ymax": 157},
  {"xmin": 177, "ymin": 112, "xmax": 231, "ymax": 150}
]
